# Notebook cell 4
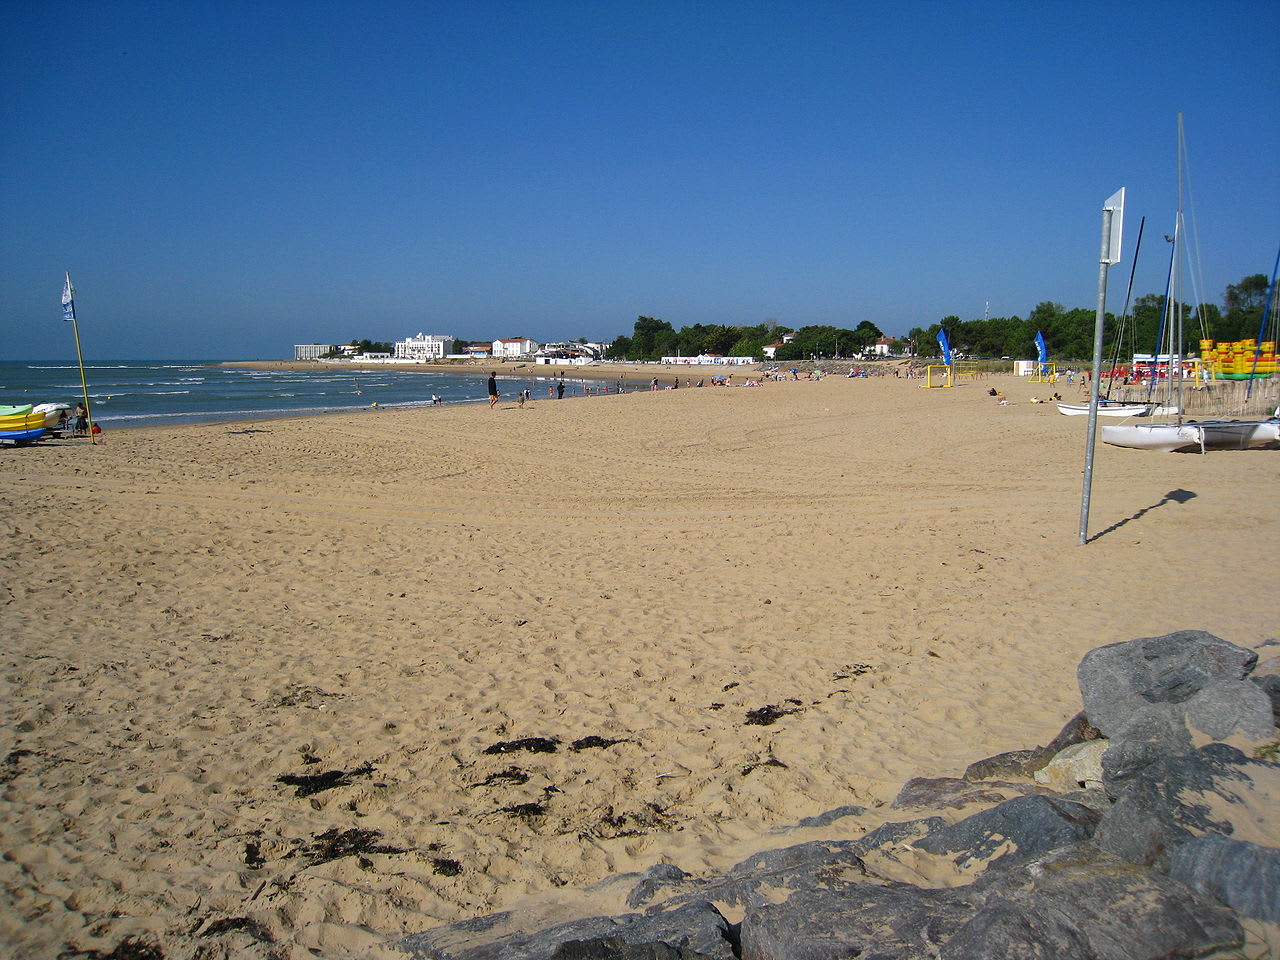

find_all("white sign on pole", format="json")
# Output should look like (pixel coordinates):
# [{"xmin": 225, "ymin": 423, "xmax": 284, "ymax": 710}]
[{"xmin": 1102, "ymin": 187, "xmax": 1125, "ymax": 265}]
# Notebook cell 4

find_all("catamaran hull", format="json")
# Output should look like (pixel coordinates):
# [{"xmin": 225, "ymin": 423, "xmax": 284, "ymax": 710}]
[
  {"xmin": 0, "ymin": 405, "xmax": 48, "ymax": 444},
  {"xmin": 1101, "ymin": 420, "xmax": 1280, "ymax": 452},
  {"xmin": 32, "ymin": 402, "xmax": 72, "ymax": 429},
  {"xmin": 1057, "ymin": 402, "xmax": 1152, "ymax": 417}
]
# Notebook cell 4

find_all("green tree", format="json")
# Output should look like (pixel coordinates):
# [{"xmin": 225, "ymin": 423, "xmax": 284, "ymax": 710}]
[
  {"xmin": 775, "ymin": 325, "xmax": 853, "ymax": 361},
  {"xmin": 1220, "ymin": 273, "xmax": 1271, "ymax": 342},
  {"xmin": 628, "ymin": 316, "xmax": 675, "ymax": 360},
  {"xmin": 605, "ymin": 335, "xmax": 632, "ymax": 360}
]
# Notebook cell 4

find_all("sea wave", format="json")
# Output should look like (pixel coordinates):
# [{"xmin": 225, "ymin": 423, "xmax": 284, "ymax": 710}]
[{"xmin": 97, "ymin": 402, "xmax": 374, "ymax": 423}]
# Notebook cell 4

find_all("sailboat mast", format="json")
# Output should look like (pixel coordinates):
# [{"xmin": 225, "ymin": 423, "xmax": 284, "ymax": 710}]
[{"xmin": 1174, "ymin": 113, "xmax": 1185, "ymax": 418}]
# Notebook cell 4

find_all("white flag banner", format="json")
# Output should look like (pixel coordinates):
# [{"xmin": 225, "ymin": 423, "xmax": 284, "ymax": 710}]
[{"xmin": 61, "ymin": 272, "xmax": 75, "ymax": 321}]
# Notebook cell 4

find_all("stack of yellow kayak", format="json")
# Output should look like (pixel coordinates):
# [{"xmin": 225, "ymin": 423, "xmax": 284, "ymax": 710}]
[{"xmin": 0, "ymin": 404, "xmax": 48, "ymax": 443}]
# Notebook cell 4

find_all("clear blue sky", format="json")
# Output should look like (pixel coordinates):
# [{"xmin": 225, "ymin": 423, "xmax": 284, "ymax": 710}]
[{"xmin": 3, "ymin": 1, "xmax": 1277, "ymax": 360}]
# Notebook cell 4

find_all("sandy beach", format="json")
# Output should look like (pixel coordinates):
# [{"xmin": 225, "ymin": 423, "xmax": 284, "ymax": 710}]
[
  {"xmin": 219, "ymin": 358, "xmax": 788, "ymax": 386},
  {"xmin": 1, "ymin": 371, "xmax": 1276, "ymax": 959}
]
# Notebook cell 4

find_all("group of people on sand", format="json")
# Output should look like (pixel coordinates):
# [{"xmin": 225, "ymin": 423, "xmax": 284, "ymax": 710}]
[
  {"xmin": 482, "ymin": 365, "xmax": 844, "ymax": 408},
  {"xmin": 50, "ymin": 404, "xmax": 101, "ymax": 439},
  {"xmin": 488, "ymin": 372, "xmax": 563, "ymax": 409}
]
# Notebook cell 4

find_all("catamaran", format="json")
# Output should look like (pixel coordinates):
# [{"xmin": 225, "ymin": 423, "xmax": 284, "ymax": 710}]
[{"xmin": 1057, "ymin": 400, "xmax": 1153, "ymax": 417}]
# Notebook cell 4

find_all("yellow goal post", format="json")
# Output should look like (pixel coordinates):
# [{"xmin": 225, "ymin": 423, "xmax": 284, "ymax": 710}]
[
  {"xmin": 1029, "ymin": 362, "xmax": 1057, "ymax": 383},
  {"xmin": 952, "ymin": 362, "xmax": 990, "ymax": 381},
  {"xmin": 919, "ymin": 365, "xmax": 954, "ymax": 388}
]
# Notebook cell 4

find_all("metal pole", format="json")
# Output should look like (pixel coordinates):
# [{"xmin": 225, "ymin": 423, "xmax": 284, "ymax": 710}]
[
  {"xmin": 68, "ymin": 299, "xmax": 97, "ymax": 445},
  {"xmin": 1078, "ymin": 208, "xmax": 1113, "ymax": 545}
]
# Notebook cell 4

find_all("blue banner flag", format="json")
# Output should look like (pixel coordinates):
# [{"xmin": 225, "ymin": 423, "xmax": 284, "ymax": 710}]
[
  {"xmin": 61, "ymin": 272, "xmax": 75, "ymax": 321},
  {"xmin": 937, "ymin": 328, "xmax": 952, "ymax": 366},
  {"xmin": 1034, "ymin": 330, "xmax": 1048, "ymax": 373}
]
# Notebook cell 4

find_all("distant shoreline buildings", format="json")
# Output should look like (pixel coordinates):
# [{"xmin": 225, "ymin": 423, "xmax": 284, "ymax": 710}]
[{"xmin": 295, "ymin": 335, "xmax": 611, "ymax": 365}]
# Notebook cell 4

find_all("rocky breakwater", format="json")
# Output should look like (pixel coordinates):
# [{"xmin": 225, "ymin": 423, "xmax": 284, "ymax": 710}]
[{"xmin": 395, "ymin": 630, "xmax": 1280, "ymax": 960}]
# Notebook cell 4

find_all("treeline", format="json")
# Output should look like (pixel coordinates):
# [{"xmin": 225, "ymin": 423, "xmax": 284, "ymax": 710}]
[
  {"xmin": 605, "ymin": 316, "xmax": 886, "ymax": 362},
  {"xmin": 605, "ymin": 273, "xmax": 1273, "ymax": 362},
  {"xmin": 911, "ymin": 272, "xmax": 1272, "ymax": 360},
  {"xmin": 323, "ymin": 339, "xmax": 394, "ymax": 357}
]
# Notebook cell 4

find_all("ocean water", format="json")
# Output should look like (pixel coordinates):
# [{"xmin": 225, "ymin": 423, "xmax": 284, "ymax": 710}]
[{"xmin": 0, "ymin": 361, "xmax": 616, "ymax": 431}]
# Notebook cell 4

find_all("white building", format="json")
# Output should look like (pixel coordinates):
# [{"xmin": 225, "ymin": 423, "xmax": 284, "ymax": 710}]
[
  {"xmin": 535, "ymin": 341, "xmax": 605, "ymax": 364},
  {"xmin": 295, "ymin": 343, "xmax": 336, "ymax": 360},
  {"xmin": 660, "ymin": 354, "xmax": 755, "ymax": 365},
  {"xmin": 394, "ymin": 333, "xmax": 454, "ymax": 361},
  {"xmin": 492, "ymin": 337, "xmax": 539, "ymax": 359},
  {"xmin": 871, "ymin": 337, "xmax": 896, "ymax": 356}
]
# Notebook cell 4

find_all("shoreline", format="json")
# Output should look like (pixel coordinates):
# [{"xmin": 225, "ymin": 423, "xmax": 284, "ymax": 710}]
[{"xmin": 216, "ymin": 357, "xmax": 911, "ymax": 383}]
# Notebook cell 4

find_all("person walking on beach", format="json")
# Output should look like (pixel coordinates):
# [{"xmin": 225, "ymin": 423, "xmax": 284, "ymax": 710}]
[
  {"xmin": 556, "ymin": 380, "xmax": 565, "ymax": 399},
  {"xmin": 73, "ymin": 404, "xmax": 88, "ymax": 437},
  {"xmin": 488, "ymin": 372, "xmax": 499, "ymax": 408}
]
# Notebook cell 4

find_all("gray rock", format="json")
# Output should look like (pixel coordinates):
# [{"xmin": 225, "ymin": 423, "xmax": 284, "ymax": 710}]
[
  {"xmin": 940, "ymin": 844, "xmax": 1242, "ymax": 960},
  {"xmin": 1042, "ymin": 711, "xmax": 1105, "ymax": 754},
  {"xmin": 1168, "ymin": 834, "xmax": 1280, "ymax": 923},
  {"xmin": 1249, "ymin": 656, "xmax": 1280, "ymax": 727},
  {"xmin": 787, "ymin": 804, "xmax": 868, "ymax": 829},
  {"xmin": 741, "ymin": 880, "xmax": 975, "ymax": 960},
  {"xmin": 1109, "ymin": 704, "xmax": 1196, "ymax": 763},
  {"xmin": 631, "ymin": 838, "xmax": 881, "ymax": 912},
  {"xmin": 548, "ymin": 939, "xmax": 714, "ymax": 960},
  {"xmin": 1185, "ymin": 679, "xmax": 1275, "ymax": 741},
  {"xmin": 892, "ymin": 776, "xmax": 1052, "ymax": 810},
  {"xmin": 1053, "ymin": 787, "xmax": 1113, "ymax": 814},
  {"xmin": 739, "ymin": 837, "xmax": 1239, "ymax": 960},
  {"xmin": 1095, "ymin": 743, "xmax": 1271, "ymax": 870},
  {"xmin": 847, "ymin": 816, "xmax": 948, "ymax": 856},
  {"xmin": 1097, "ymin": 735, "xmax": 1180, "ymax": 796},
  {"xmin": 639, "ymin": 824, "xmax": 947, "ymax": 912},
  {"xmin": 398, "ymin": 900, "xmax": 734, "ymax": 960},
  {"xmin": 1078, "ymin": 631, "xmax": 1264, "ymax": 743},
  {"xmin": 914, "ymin": 795, "xmax": 1100, "ymax": 871},
  {"xmin": 625, "ymin": 864, "xmax": 689, "ymax": 909},
  {"xmin": 963, "ymin": 749, "xmax": 1047, "ymax": 781}
]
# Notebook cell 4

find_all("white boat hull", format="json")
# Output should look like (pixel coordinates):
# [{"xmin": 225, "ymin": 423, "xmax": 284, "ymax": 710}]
[
  {"xmin": 1102, "ymin": 419, "xmax": 1280, "ymax": 452},
  {"xmin": 32, "ymin": 402, "xmax": 72, "ymax": 429},
  {"xmin": 1057, "ymin": 402, "xmax": 1152, "ymax": 417}
]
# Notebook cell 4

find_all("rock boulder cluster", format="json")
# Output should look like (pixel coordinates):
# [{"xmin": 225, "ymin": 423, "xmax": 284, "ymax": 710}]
[{"xmin": 397, "ymin": 630, "xmax": 1280, "ymax": 960}]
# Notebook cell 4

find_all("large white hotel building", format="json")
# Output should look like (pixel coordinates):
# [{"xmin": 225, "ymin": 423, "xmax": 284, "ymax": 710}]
[{"xmin": 394, "ymin": 333, "xmax": 454, "ymax": 360}]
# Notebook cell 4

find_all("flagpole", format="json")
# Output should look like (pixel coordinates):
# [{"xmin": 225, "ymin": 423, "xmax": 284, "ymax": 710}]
[
  {"xmin": 63, "ymin": 272, "xmax": 96, "ymax": 445},
  {"xmin": 1079, "ymin": 189, "xmax": 1124, "ymax": 545}
]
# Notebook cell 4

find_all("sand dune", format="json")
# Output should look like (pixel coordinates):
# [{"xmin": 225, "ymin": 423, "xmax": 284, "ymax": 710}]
[{"xmin": 1, "ymin": 371, "xmax": 1276, "ymax": 958}]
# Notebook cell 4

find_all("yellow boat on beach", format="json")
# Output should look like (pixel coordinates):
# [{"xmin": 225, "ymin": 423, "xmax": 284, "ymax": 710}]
[{"xmin": 0, "ymin": 404, "xmax": 48, "ymax": 444}]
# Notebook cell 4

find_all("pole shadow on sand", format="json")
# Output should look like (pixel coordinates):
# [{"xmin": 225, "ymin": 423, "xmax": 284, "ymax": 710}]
[{"xmin": 1087, "ymin": 489, "xmax": 1197, "ymax": 543}]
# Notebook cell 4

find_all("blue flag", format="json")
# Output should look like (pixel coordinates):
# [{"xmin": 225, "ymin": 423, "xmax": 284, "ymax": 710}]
[
  {"xmin": 61, "ymin": 272, "xmax": 75, "ymax": 321},
  {"xmin": 937, "ymin": 328, "xmax": 952, "ymax": 366},
  {"xmin": 1034, "ymin": 330, "xmax": 1048, "ymax": 373}
]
